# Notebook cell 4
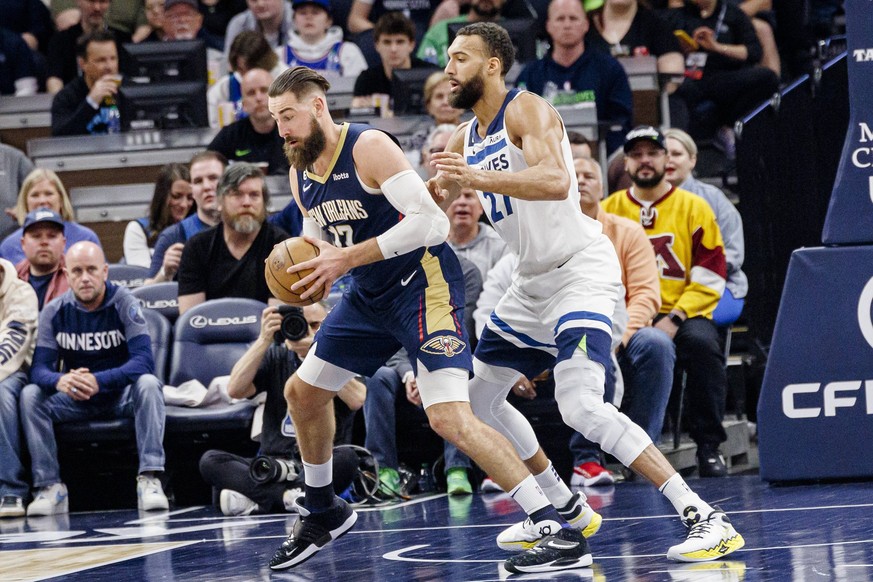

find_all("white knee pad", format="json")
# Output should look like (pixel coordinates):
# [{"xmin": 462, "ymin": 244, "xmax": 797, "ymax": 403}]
[
  {"xmin": 553, "ymin": 355, "xmax": 651, "ymax": 467},
  {"xmin": 416, "ymin": 363, "xmax": 470, "ymax": 410},
  {"xmin": 468, "ymin": 358, "xmax": 540, "ymax": 460},
  {"xmin": 296, "ymin": 347, "xmax": 356, "ymax": 392}
]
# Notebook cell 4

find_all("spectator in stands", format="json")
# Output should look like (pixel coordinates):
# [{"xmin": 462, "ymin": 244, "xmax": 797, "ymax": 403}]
[
  {"xmin": 516, "ymin": 0, "xmax": 633, "ymax": 155},
  {"xmin": 146, "ymin": 151, "xmax": 227, "ymax": 284},
  {"xmin": 208, "ymin": 30, "xmax": 284, "ymax": 127},
  {"xmin": 585, "ymin": 0, "xmax": 686, "ymax": 126},
  {"xmin": 0, "ymin": 169, "xmax": 101, "ymax": 266},
  {"xmin": 276, "ymin": 0, "xmax": 367, "ymax": 78},
  {"xmin": 141, "ymin": 0, "xmax": 167, "ymax": 41},
  {"xmin": 655, "ymin": 0, "xmax": 780, "ymax": 76},
  {"xmin": 601, "ymin": 126, "xmax": 729, "ymax": 477},
  {"xmin": 364, "ymin": 254, "xmax": 483, "ymax": 497},
  {"xmin": 0, "ymin": 140, "xmax": 34, "ymax": 240},
  {"xmin": 568, "ymin": 129, "xmax": 594, "ymax": 160},
  {"xmin": 0, "ymin": 257, "xmax": 38, "ymax": 518},
  {"xmin": 585, "ymin": 0, "xmax": 684, "ymax": 73},
  {"xmin": 446, "ymin": 189, "xmax": 507, "ymax": 280},
  {"xmin": 664, "ymin": 128, "xmax": 746, "ymax": 325},
  {"xmin": 3, "ymin": 0, "xmax": 53, "ymax": 53},
  {"xmin": 224, "ymin": 0, "xmax": 294, "ymax": 56},
  {"xmin": 207, "ymin": 68, "xmax": 290, "ymax": 175},
  {"xmin": 46, "ymin": 0, "xmax": 131, "ymax": 94},
  {"xmin": 19, "ymin": 241, "xmax": 169, "ymax": 516},
  {"xmin": 15, "ymin": 210, "xmax": 70, "ymax": 311},
  {"xmin": 162, "ymin": 0, "xmax": 205, "ymax": 41},
  {"xmin": 664, "ymin": 0, "xmax": 779, "ymax": 159},
  {"xmin": 347, "ymin": 0, "xmax": 438, "ymax": 42},
  {"xmin": 50, "ymin": 31, "xmax": 123, "ymax": 137},
  {"xmin": 177, "ymin": 162, "xmax": 288, "ymax": 314},
  {"xmin": 417, "ymin": 0, "xmax": 506, "ymax": 67},
  {"xmin": 199, "ymin": 302, "xmax": 365, "ymax": 515},
  {"xmin": 198, "ymin": 0, "xmax": 248, "ymax": 50},
  {"xmin": 0, "ymin": 27, "xmax": 38, "ymax": 97},
  {"xmin": 424, "ymin": 71, "xmax": 463, "ymax": 126},
  {"xmin": 409, "ymin": 73, "xmax": 464, "ymax": 157},
  {"xmin": 419, "ymin": 123, "xmax": 458, "ymax": 180},
  {"xmin": 123, "ymin": 163, "xmax": 193, "ymax": 268},
  {"xmin": 566, "ymin": 155, "xmax": 670, "ymax": 486},
  {"xmin": 351, "ymin": 12, "xmax": 434, "ymax": 111}
]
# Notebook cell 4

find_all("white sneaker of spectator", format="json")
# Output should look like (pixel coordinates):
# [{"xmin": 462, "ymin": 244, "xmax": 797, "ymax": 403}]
[
  {"xmin": 137, "ymin": 475, "xmax": 169, "ymax": 511},
  {"xmin": 220, "ymin": 490, "xmax": 258, "ymax": 516},
  {"xmin": 26, "ymin": 483, "xmax": 69, "ymax": 516}
]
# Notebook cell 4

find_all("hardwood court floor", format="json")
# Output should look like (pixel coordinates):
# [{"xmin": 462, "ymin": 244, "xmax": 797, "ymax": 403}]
[{"xmin": 1, "ymin": 475, "xmax": 871, "ymax": 581}]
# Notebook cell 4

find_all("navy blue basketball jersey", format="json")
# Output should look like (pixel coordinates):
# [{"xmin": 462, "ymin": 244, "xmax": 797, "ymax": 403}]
[{"xmin": 296, "ymin": 122, "xmax": 445, "ymax": 296}]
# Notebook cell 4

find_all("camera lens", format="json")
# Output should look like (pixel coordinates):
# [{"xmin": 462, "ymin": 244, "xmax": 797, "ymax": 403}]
[{"xmin": 275, "ymin": 305, "xmax": 308, "ymax": 342}]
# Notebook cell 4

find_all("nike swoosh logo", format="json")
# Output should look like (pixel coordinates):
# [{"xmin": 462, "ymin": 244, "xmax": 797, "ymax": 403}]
[
  {"xmin": 234, "ymin": 149, "xmax": 251, "ymax": 157},
  {"xmin": 400, "ymin": 271, "xmax": 417, "ymax": 286},
  {"xmin": 302, "ymin": 182, "xmax": 312, "ymax": 192},
  {"xmin": 544, "ymin": 539, "xmax": 578, "ymax": 550}
]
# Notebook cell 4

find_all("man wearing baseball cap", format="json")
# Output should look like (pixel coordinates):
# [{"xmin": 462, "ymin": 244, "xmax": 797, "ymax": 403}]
[
  {"xmin": 602, "ymin": 125, "xmax": 731, "ymax": 477},
  {"xmin": 163, "ymin": 0, "xmax": 205, "ymax": 41},
  {"xmin": 15, "ymin": 210, "xmax": 69, "ymax": 311}
]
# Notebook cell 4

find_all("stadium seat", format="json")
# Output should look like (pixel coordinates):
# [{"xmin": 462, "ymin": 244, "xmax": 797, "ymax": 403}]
[
  {"xmin": 131, "ymin": 282, "xmax": 180, "ymax": 325},
  {"xmin": 108, "ymin": 263, "xmax": 150, "ymax": 289},
  {"xmin": 169, "ymin": 298, "xmax": 265, "ymax": 386},
  {"xmin": 166, "ymin": 298, "xmax": 266, "ymax": 432},
  {"xmin": 142, "ymin": 307, "xmax": 171, "ymax": 384}
]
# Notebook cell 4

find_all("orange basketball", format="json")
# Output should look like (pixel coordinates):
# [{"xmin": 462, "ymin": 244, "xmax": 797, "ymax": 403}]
[{"xmin": 265, "ymin": 237, "xmax": 324, "ymax": 306}]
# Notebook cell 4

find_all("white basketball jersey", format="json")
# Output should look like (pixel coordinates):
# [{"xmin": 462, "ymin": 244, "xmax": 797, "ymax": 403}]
[{"xmin": 462, "ymin": 89, "xmax": 603, "ymax": 277}]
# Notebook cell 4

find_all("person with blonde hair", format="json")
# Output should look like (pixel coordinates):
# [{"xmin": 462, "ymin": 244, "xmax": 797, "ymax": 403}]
[{"xmin": 0, "ymin": 169, "xmax": 100, "ymax": 266}]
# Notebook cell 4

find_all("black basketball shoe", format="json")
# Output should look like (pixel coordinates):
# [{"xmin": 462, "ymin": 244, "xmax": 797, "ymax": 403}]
[
  {"xmin": 268, "ymin": 496, "xmax": 358, "ymax": 570},
  {"xmin": 503, "ymin": 526, "xmax": 593, "ymax": 574}
]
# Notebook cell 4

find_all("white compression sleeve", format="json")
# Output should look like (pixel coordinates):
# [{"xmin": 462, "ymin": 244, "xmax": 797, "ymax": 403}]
[
  {"xmin": 302, "ymin": 216, "xmax": 323, "ymax": 240},
  {"xmin": 376, "ymin": 170, "xmax": 450, "ymax": 259}
]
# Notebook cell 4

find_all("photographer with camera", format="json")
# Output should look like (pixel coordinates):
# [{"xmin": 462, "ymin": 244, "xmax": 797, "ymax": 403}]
[{"xmin": 199, "ymin": 302, "xmax": 365, "ymax": 516}]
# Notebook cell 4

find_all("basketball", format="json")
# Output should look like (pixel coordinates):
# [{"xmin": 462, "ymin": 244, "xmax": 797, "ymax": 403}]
[{"xmin": 265, "ymin": 237, "xmax": 324, "ymax": 306}]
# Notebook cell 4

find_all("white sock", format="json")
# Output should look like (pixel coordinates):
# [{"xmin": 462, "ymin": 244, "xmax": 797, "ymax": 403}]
[
  {"xmin": 659, "ymin": 473, "xmax": 714, "ymax": 521},
  {"xmin": 508, "ymin": 474, "xmax": 550, "ymax": 515},
  {"xmin": 533, "ymin": 462, "xmax": 574, "ymax": 508},
  {"xmin": 303, "ymin": 457, "xmax": 333, "ymax": 488}
]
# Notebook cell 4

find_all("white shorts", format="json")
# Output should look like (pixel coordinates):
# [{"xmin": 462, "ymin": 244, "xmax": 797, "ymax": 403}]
[{"xmin": 477, "ymin": 235, "xmax": 622, "ymax": 375}]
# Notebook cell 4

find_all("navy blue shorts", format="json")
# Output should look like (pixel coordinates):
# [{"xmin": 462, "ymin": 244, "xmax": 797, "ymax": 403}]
[{"xmin": 312, "ymin": 249, "xmax": 473, "ymax": 377}]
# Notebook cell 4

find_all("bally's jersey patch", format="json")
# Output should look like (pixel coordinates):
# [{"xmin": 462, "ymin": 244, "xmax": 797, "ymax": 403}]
[{"xmin": 420, "ymin": 335, "xmax": 467, "ymax": 357}]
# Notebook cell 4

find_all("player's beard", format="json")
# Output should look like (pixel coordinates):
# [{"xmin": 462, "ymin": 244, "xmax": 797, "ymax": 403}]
[
  {"xmin": 630, "ymin": 166, "xmax": 666, "ymax": 189},
  {"xmin": 284, "ymin": 115, "xmax": 326, "ymax": 169},
  {"xmin": 450, "ymin": 71, "xmax": 485, "ymax": 110}
]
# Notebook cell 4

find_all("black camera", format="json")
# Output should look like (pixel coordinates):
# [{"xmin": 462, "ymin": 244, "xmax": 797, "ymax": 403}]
[
  {"xmin": 274, "ymin": 305, "xmax": 308, "ymax": 343},
  {"xmin": 249, "ymin": 455, "xmax": 301, "ymax": 484}
]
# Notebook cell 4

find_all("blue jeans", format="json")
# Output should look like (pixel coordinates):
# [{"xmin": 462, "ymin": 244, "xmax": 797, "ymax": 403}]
[
  {"xmin": 364, "ymin": 366, "xmax": 471, "ymax": 473},
  {"xmin": 0, "ymin": 372, "xmax": 29, "ymax": 498},
  {"xmin": 570, "ymin": 327, "xmax": 676, "ymax": 465},
  {"xmin": 20, "ymin": 374, "xmax": 166, "ymax": 487}
]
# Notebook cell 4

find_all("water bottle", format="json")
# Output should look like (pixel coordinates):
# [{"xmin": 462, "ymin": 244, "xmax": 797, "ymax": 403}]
[
  {"xmin": 103, "ymin": 95, "xmax": 121, "ymax": 134},
  {"xmin": 418, "ymin": 463, "xmax": 435, "ymax": 493}
]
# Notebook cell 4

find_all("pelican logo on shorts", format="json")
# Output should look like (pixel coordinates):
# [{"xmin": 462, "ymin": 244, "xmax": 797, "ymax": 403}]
[{"xmin": 421, "ymin": 335, "xmax": 466, "ymax": 357}]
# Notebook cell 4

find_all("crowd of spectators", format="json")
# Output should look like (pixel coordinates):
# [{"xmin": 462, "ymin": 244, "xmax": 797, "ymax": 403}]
[{"xmin": 0, "ymin": 0, "xmax": 846, "ymax": 514}]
